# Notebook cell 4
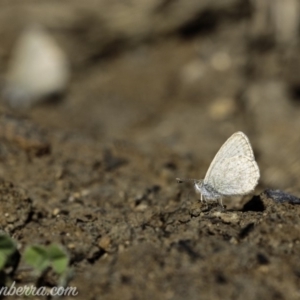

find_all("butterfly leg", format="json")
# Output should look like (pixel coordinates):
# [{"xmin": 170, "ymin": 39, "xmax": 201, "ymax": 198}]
[
  {"xmin": 200, "ymin": 194, "xmax": 208, "ymax": 203},
  {"xmin": 218, "ymin": 198, "xmax": 224, "ymax": 209}
]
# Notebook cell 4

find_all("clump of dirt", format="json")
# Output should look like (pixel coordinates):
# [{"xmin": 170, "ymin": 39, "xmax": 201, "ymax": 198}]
[{"xmin": 0, "ymin": 180, "xmax": 32, "ymax": 233}]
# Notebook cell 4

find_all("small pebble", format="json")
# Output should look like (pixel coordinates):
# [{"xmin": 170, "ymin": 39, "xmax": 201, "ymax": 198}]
[
  {"xmin": 98, "ymin": 236, "xmax": 111, "ymax": 251},
  {"xmin": 264, "ymin": 189, "xmax": 300, "ymax": 204}
]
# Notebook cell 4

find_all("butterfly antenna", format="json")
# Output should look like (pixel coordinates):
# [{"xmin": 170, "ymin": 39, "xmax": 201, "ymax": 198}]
[{"xmin": 176, "ymin": 178, "xmax": 197, "ymax": 183}]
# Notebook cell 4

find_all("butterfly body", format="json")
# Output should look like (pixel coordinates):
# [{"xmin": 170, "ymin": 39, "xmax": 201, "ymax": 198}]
[{"xmin": 194, "ymin": 181, "xmax": 221, "ymax": 201}]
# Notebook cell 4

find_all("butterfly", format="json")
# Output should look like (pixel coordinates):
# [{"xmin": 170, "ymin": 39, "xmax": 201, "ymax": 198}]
[{"xmin": 177, "ymin": 132, "xmax": 260, "ymax": 207}]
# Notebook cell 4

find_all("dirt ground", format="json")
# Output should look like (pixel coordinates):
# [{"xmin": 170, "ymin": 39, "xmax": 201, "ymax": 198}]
[{"xmin": 1, "ymin": 1, "xmax": 300, "ymax": 299}]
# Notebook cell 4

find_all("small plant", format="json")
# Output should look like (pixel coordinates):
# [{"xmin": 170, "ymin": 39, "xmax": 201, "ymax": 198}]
[
  {"xmin": 24, "ymin": 244, "xmax": 71, "ymax": 287},
  {"xmin": 0, "ymin": 234, "xmax": 19, "ymax": 286},
  {"xmin": 0, "ymin": 235, "xmax": 17, "ymax": 270}
]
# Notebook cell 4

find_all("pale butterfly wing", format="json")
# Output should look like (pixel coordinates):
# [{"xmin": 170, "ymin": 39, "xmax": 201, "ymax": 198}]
[
  {"xmin": 204, "ymin": 155, "xmax": 260, "ymax": 196},
  {"xmin": 204, "ymin": 131, "xmax": 255, "ymax": 183}
]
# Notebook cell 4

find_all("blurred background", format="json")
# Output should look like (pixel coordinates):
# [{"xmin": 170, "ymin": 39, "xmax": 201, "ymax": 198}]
[{"xmin": 0, "ymin": 0, "xmax": 300, "ymax": 193}]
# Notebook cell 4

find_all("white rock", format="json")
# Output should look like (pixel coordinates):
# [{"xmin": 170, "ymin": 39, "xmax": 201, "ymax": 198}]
[{"xmin": 4, "ymin": 25, "xmax": 70, "ymax": 108}]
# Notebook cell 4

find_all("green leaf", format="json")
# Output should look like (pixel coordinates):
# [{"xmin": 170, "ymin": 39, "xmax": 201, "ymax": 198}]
[
  {"xmin": 0, "ymin": 252, "xmax": 7, "ymax": 269},
  {"xmin": 0, "ymin": 235, "xmax": 16, "ymax": 256},
  {"xmin": 24, "ymin": 245, "xmax": 49, "ymax": 272},
  {"xmin": 48, "ymin": 244, "xmax": 69, "ymax": 274},
  {"xmin": 0, "ymin": 235, "xmax": 17, "ymax": 270}
]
